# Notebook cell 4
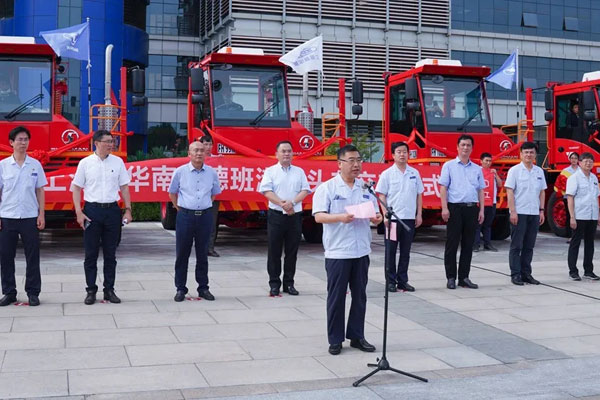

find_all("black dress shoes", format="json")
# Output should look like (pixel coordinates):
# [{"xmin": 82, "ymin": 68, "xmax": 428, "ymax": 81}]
[
  {"xmin": 458, "ymin": 278, "xmax": 479, "ymax": 289},
  {"xmin": 387, "ymin": 283, "xmax": 397, "ymax": 292},
  {"xmin": 0, "ymin": 294, "xmax": 17, "ymax": 307},
  {"xmin": 447, "ymin": 279, "xmax": 456, "ymax": 289},
  {"xmin": 522, "ymin": 275, "xmax": 540, "ymax": 285},
  {"xmin": 328, "ymin": 343, "xmax": 342, "ymax": 355},
  {"xmin": 283, "ymin": 286, "xmax": 299, "ymax": 295},
  {"xmin": 484, "ymin": 244, "xmax": 498, "ymax": 252},
  {"xmin": 84, "ymin": 291, "xmax": 96, "ymax": 305},
  {"xmin": 28, "ymin": 294, "xmax": 40, "ymax": 306},
  {"xmin": 269, "ymin": 288, "xmax": 280, "ymax": 297},
  {"xmin": 350, "ymin": 338, "xmax": 376, "ymax": 352},
  {"xmin": 104, "ymin": 290, "xmax": 121, "ymax": 303},
  {"xmin": 174, "ymin": 290, "xmax": 186, "ymax": 302},
  {"xmin": 198, "ymin": 289, "xmax": 215, "ymax": 301},
  {"xmin": 511, "ymin": 276, "xmax": 524, "ymax": 286},
  {"xmin": 398, "ymin": 282, "xmax": 415, "ymax": 292},
  {"xmin": 208, "ymin": 250, "xmax": 220, "ymax": 257}
]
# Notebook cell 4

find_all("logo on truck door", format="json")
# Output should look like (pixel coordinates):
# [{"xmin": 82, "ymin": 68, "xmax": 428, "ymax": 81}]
[
  {"xmin": 299, "ymin": 135, "xmax": 315, "ymax": 150},
  {"xmin": 61, "ymin": 129, "xmax": 80, "ymax": 144}
]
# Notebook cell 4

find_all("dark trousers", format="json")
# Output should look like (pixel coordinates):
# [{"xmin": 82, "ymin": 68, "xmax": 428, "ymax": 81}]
[
  {"xmin": 267, "ymin": 209, "xmax": 302, "ymax": 289},
  {"xmin": 325, "ymin": 256, "xmax": 369, "ymax": 345},
  {"xmin": 385, "ymin": 219, "xmax": 415, "ymax": 285},
  {"xmin": 444, "ymin": 203, "xmax": 478, "ymax": 280},
  {"xmin": 0, "ymin": 218, "xmax": 41, "ymax": 296},
  {"xmin": 509, "ymin": 214, "xmax": 539, "ymax": 278},
  {"xmin": 474, "ymin": 205, "xmax": 496, "ymax": 247},
  {"xmin": 83, "ymin": 204, "xmax": 121, "ymax": 292},
  {"xmin": 174, "ymin": 210, "xmax": 211, "ymax": 293},
  {"xmin": 568, "ymin": 219, "xmax": 597, "ymax": 275},
  {"xmin": 208, "ymin": 201, "xmax": 220, "ymax": 252}
]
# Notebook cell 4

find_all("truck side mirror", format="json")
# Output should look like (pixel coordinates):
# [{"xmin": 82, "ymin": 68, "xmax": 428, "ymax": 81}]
[
  {"xmin": 544, "ymin": 111, "xmax": 554, "ymax": 122},
  {"xmin": 544, "ymin": 89, "xmax": 553, "ymax": 110},
  {"xmin": 406, "ymin": 78, "xmax": 418, "ymax": 101},
  {"xmin": 352, "ymin": 79, "xmax": 363, "ymax": 104},
  {"xmin": 132, "ymin": 96, "xmax": 146, "ymax": 106},
  {"xmin": 352, "ymin": 104, "xmax": 363, "ymax": 116},
  {"xmin": 131, "ymin": 68, "xmax": 145, "ymax": 95},
  {"xmin": 191, "ymin": 68, "xmax": 204, "ymax": 93},
  {"xmin": 191, "ymin": 94, "xmax": 204, "ymax": 105}
]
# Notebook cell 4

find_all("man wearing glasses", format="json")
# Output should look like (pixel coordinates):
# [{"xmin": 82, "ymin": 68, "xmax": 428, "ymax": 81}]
[
  {"xmin": 259, "ymin": 140, "xmax": 310, "ymax": 296},
  {"xmin": 565, "ymin": 152, "xmax": 600, "ymax": 281},
  {"xmin": 0, "ymin": 126, "xmax": 47, "ymax": 306},
  {"xmin": 313, "ymin": 145, "xmax": 383, "ymax": 355},
  {"xmin": 71, "ymin": 130, "xmax": 132, "ymax": 305}
]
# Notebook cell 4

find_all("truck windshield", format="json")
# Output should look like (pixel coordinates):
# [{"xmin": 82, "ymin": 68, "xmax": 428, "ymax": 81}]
[
  {"xmin": 420, "ymin": 76, "xmax": 492, "ymax": 133},
  {"xmin": 0, "ymin": 56, "xmax": 52, "ymax": 120},
  {"xmin": 210, "ymin": 65, "xmax": 290, "ymax": 128}
]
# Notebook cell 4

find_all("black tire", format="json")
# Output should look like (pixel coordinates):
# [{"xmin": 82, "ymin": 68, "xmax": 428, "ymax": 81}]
[
  {"xmin": 491, "ymin": 214, "xmax": 511, "ymax": 241},
  {"xmin": 302, "ymin": 216, "xmax": 323, "ymax": 243},
  {"xmin": 161, "ymin": 202, "xmax": 177, "ymax": 230},
  {"xmin": 547, "ymin": 191, "xmax": 568, "ymax": 237}
]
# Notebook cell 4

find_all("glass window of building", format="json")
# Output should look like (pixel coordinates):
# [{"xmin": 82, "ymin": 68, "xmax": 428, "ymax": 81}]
[
  {"xmin": 146, "ymin": 0, "xmax": 199, "ymax": 36},
  {"xmin": 522, "ymin": 12, "xmax": 538, "ymax": 28}
]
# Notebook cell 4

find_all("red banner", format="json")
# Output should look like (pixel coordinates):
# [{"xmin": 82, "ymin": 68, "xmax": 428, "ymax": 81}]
[{"xmin": 45, "ymin": 157, "xmax": 448, "ymax": 209}]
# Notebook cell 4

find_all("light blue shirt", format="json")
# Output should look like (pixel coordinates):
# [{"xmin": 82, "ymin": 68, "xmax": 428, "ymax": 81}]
[
  {"xmin": 566, "ymin": 168, "xmax": 599, "ymax": 220},
  {"xmin": 504, "ymin": 162, "xmax": 547, "ymax": 215},
  {"xmin": 258, "ymin": 162, "xmax": 310, "ymax": 213},
  {"xmin": 375, "ymin": 164, "xmax": 424, "ymax": 220},
  {"xmin": 168, "ymin": 162, "xmax": 221, "ymax": 210},
  {"xmin": 0, "ymin": 155, "xmax": 47, "ymax": 218},
  {"xmin": 312, "ymin": 174, "xmax": 378, "ymax": 259},
  {"xmin": 439, "ymin": 157, "xmax": 485, "ymax": 203}
]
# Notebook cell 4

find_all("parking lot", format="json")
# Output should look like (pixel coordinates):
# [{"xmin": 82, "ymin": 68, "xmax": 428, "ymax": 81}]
[{"xmin": 1, "ymin": 223, "xmax": 600, "ymax": 399}]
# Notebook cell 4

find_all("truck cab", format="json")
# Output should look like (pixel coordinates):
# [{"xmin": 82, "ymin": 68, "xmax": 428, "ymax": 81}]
[{"xmin": 188, "ymin": 47, "xmax": 322, "ymax": 156}]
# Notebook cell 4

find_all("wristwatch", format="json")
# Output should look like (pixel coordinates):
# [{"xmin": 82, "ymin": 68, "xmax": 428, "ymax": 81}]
[{"xmin": 539, "ymin": 208, "xmax": 545, "ymax": 212}]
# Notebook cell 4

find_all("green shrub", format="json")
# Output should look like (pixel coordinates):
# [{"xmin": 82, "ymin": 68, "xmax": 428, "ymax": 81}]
[{"xmin": 132, "ymin": 202, "xmax": 160, "ymax": 221}]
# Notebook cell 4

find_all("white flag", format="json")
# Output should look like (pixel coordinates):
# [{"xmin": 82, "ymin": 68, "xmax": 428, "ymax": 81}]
[{"xmin": 279, "ymin": 36, "xmax": 323, "ymax": 75}]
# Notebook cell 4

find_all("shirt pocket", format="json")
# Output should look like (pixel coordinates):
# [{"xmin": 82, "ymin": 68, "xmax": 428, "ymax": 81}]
[
  {"xmin": 331, "ymin": 198, "xmax": 347, "ymax": 214},
  {"xmin": 2, "ymin": 176, "xmax": 15, "ymax": 191}
]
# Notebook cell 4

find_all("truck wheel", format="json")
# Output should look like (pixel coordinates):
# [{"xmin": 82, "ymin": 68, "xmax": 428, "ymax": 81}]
[
  {"xmin": 491, "ymin": 214, "xmax": 511, "ymax": 240},
  {"xmin": 302, "ymin": 216, "xmax": 323, "ymax": 243},
  {"xmin": 161, "ymin": 202, "xmax": 177, "ymax": 230},
  {"xmin": 547, "ymin": 192, "xmax": 568, "ymax": 237}
]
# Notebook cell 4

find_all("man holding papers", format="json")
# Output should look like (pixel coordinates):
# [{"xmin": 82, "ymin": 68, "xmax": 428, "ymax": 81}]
[
  {"xmin": 376, "ymin": 142, "xmax": 423, "ymax": 293},
  {"xmin": 312, "ymin": 145, "xmax": 383, "ymax": 355}
]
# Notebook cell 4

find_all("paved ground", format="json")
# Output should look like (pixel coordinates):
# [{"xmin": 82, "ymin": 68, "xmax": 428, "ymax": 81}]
[{"xmin": 1, "ymin": 222, "xmax": 600, "ymax": 399}]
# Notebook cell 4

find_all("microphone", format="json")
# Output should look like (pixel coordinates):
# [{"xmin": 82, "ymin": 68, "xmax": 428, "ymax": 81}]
[{"xmin": 362, "ymin": 181, "xmax": 375, "ymax": 190}]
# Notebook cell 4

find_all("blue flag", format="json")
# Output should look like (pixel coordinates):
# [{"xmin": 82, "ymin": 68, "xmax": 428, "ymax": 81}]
[
  {"xmin": 40, "ymin": 21, "xmax": 90, "ymax": 62},
  {"xmin": 487, "ymin": 50, "xmax": 517, "ymax": 90}
]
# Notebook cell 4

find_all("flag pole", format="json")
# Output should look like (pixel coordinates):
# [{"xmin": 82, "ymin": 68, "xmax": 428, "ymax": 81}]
[
  {"xmin": 515, "ymin": 47, "xmax": 519, "ymax": 121},
  {"xmin": 86, "ymin": 17, "xmax": 91, "ymax": 124}
]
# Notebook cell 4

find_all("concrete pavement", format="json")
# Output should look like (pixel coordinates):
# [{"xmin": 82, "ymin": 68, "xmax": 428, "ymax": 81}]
[{"xmin": 0, "ymin": 222, "xmax": 600, "ymax": 399}]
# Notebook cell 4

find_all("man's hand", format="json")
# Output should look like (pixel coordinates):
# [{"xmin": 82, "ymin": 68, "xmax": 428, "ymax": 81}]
[
  {"xmin": 76, "ymin": 210, "xmax": 91, "ymax": 229},
  {"xmin": 571, "ymin": 217, "xmax": 577, "ymax": 230},
  {"xmin": 281, "ymin": 200, "xmax": 293, "ymax": 212},
  {"xmin": 442, "ymin": 208, "xmax": 450, "ymax": 222},
  {"xmin": 37, "ymin": 213, "xmax": 45, "ymax": 230},
  {"xmin": 370, "ymin": 213, "xmax": 383, "ymax": 225},
  {"xmin": 383, "ymin": 217, "xmax": 389, "ymax": 228},
  {"xmin": 415, "ymin": 214, "xmax": 423, "ymax": 228},
  {"xmin": 478, "ymin": 210, "xmax": 484, "ymax": 225},
  {"xmin": 123, "ymin": 209, "xmax": 133, "ymax": 225},
  {"xmin": 339, "ymin": 213, "xmax": 355, "ymax": 224},
  {"xmin": 539, "ymin": 210, "xmax": 545, "ymax": 226},
  {"xmin": 510, "ymin": 211, "xmax": 518, "ymax": 226}
]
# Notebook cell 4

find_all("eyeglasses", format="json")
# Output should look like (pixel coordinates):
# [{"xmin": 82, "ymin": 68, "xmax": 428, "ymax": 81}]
[{"xmin": 339, "ymin": 158, "xmax": 363, "ymax": 165}]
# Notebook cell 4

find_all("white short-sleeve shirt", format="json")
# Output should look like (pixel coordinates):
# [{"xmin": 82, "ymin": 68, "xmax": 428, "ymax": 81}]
[
  {"xmin": 375, "ymin": 164, "xmax": 424, "ymax": 220},
  {"xmin": 566, "ymin": 169, "xmax": 600, "ymax": 220},
  {"xmin": 504, "ymin": 162, "xmax": 547, "ymax": 215},
  {"xmin": 258, "ymin": 163, "xmax": 310, "ymax": 213},
  {"xmin": 0, "ymin": 155, "xmax": 47, "ymax": 218},
  {"xmin": 70, "ymin": 153, "xmax": 130, "ymax": 203}
]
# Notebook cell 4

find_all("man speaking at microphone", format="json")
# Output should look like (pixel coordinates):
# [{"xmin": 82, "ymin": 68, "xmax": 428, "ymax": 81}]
[{"xmin": 312, "ymin": 145, "xmax": 382, "ymax": 355}]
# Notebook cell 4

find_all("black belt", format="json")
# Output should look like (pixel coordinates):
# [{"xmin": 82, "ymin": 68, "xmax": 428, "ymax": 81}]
[
  {"xmin": 449, "ymin": 202, "xmax": 478, "ymax": 207},
  {"xmin": 269, "ymin": 208, "xmax": 297, "ymax": 216},
  {"xmin": 86, "ymin": 202, "xmax": 118, "ymax": 208},
  {"xmin": 179, "ymin": 207, "xmax": 211, "ymax": 216}
]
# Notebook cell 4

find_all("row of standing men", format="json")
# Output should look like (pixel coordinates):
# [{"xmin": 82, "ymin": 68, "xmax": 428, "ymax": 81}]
[{"xmin": 0, "ymin": 128, "xmax": 598, "ymax": 356}]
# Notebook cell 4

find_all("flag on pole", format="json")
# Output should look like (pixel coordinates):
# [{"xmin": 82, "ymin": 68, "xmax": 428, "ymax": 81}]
[
  {"xmin": 486, "ymin": 50, "xmax": 518, "ymax": 90},
  {"xmin": 40, "ymin": 21, "xmax": 90, "ymax": 62},
  {"xmin": 279, "ymin": 36, "xmax": 323, "ymax": 75}
]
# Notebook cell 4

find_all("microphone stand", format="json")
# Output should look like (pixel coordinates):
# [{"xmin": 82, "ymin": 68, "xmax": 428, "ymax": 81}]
[{"xmin": 353, "ymin": 184, "xmax": 428, "ymax": 387}]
